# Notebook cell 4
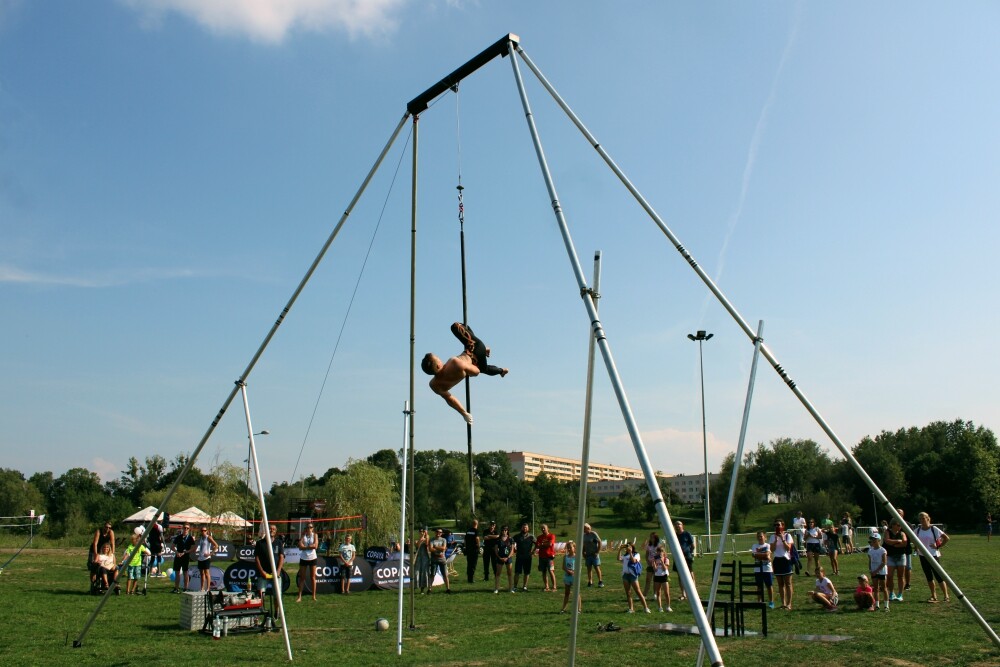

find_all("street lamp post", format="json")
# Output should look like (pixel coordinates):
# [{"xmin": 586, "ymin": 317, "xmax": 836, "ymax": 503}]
[{"xmin": 688, "ymin": 330, "xmax": 714, "ymax": 551}]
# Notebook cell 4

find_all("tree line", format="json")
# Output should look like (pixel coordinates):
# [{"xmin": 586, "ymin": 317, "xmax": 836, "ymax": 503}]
[
  {"xmin": 711, "ymin": 419, "xmax": 999, "ymax": 531},
  {"xmin": 3, "ymin": 418, "xmax": 995, "ymax": 545}
]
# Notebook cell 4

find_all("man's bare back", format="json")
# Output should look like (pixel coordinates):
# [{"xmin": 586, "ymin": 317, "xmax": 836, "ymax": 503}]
[{"xmin": 422, "ymin": 323, "xmax": 508, "ymax": 425}]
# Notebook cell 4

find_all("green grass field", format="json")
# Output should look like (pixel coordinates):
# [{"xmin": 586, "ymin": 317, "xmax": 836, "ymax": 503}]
[{"xmin": 2, "ymin": 512, "xmax": 999, "ymax": 666}]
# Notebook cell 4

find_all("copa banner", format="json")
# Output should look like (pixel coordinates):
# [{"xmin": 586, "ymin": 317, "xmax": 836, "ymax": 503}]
[
  {"xmin": 313, "ymin": 556, "xmax": 373, "ymax": 594},
  {"xmin": 222, "ymin": 561, "xmax": 291, "ymax": 594},
  {"xmin": 371, "ymin": 555, "xmax": 411, "ymax": 590},
  {"xmin": 161, "ymin": 540, "xmax": 236, "ymax": 561}
]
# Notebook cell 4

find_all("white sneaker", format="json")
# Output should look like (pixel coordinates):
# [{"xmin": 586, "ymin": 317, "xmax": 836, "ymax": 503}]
[
  {"xmin": 626, "ymin": 609, "xmax": 634, "ymax": 614},
  {"xmin": 666, "ymin": 607, "xmax": 673, "ymax": 612},
  {"xmin": 494, "ymin": 589, "xmax": 499, "ymax": 594},
  {"xmin": 644, "ymin": 607, "xmax": 652, "ymax": 614}
]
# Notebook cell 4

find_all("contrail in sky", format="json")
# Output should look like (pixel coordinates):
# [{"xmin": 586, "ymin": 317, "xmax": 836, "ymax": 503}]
[{"xmin": 699, "ymin": 3, "xmax": 802, "ymax": 322}]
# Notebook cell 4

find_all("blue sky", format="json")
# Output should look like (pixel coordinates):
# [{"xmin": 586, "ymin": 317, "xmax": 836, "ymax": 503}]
[{"xmin": 2, "ymin": 1, "xmax": 998, "ymax": 492}]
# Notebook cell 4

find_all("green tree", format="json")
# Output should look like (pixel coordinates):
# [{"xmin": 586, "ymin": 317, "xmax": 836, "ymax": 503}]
[
  {"xmin": 709, "ymin": 453, "xmax": 762, "ymax": 531},
  {"xmin": 323, "ymin": 460, "xmax": 399, "ymax": 547},
  {"xmin": 746, "ymin": 438, "xmax": 830, "ymax": 500},
  {"xmin": 609, "ymin": 487, "xmax": 647, "ymax": 524},
  {"xmin": 0, "ymin": 469, "xmax": 45, "ymax": 523}
]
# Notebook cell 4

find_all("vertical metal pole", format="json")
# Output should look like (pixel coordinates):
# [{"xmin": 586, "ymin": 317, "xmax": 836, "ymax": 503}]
[
  {"xmin": 698, "ymin": 339, "xmax": 711, "ymax": 551},
  {"xmin": 396, "ymin": 401, "xmax": 411, "ymax": 655},
  {"xmin": 568, "ymin": 250, "xmax": 601, "ymax": 667},
  {"xmin": 699, "ymin": 321, "xmax": 764, "ymax": 667},
  {"xmin": 507, "ymin": 44, "xmax": 725, "ymax": 666},
  {"xmin": 239, "ymin": 383, "xmax": 293, "ymax": 661},
  {"xmin": 514, "ymin": 44, "xmax": 1000, "ymax": 649},
  {"xmin": 407, "ymin": 115, "xmax": 419, "ymax": 630}
]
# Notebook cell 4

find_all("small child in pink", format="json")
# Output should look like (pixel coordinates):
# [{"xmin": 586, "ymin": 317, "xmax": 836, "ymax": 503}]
[{"xmin": 854, "ymin": 574, "xmax": 875, "ymax": 611}]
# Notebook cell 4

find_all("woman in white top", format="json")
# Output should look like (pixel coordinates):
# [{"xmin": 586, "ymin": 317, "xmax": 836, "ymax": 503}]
[
  {"xmin": 619, "ymin": 543, "xmax": 651, "ymax": 614},
  {"xmin": 296, "ymin": 523, "xmax": 319, "ymax": 602},
  {"xmin": 804, "ymin": 518, "xmax": 823, "ymax": 576},
  {"xmin": 768, "ymin": 519, "xmax": 795, "ymax": 610},
  {"xmin": 914, "ymin": 512, "xmax": 950, "ymax": 602}
]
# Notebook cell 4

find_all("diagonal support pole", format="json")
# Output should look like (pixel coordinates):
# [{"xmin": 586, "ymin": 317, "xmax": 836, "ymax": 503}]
[
  {"xmin": 507, "ymin": 43, "xmax": 726, "ymax": 667},
  {"xmin": 514, "ymin": 44, "xmax": 1000, "ymax": 648}
]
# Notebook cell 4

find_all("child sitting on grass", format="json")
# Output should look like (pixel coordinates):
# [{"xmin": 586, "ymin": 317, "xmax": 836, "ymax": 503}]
[
  {"xmin": 808, "ymin": 565, "xmax": 838, "ymax": 611},
  {"xmin": 854, "ymin": 574, "xmax": 875, "ymax": 611}
]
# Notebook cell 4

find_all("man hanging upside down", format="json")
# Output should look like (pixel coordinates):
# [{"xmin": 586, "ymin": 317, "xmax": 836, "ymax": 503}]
[{"xmin": 422, "ymin": 322, "xmax": 509, "ymax": 425}]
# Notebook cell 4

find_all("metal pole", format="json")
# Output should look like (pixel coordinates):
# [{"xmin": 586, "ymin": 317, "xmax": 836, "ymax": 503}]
[
  {"xmin": 407, "ymin": 114, "xmax": 419, "ymax": 630},
  {"xmin": 568, "ymin": 250, "xmax": 601, "ymax": 667},
  {"xmin": 699, "ymin": 321, "xmax": 764, "ymax": 667},
  {"xmin": 239, "ymin": 383, "xmax": 293, "ymax": 661},
  {"xmin": 698, "ymin": 338, "xmax": 711, "ymax": 550},
  {"xmin": 71, "ymin": 114, "xmax": 411, "ymax": 652},
  {"xmin": 514, "ymin": 45, "xmax": 1000, "ymax": 648},
  {"xmin": 396, "ymin": 402, "xmax": 411, "ymax": 655},
  {"xmin": 507, "ymin": 45, "xmax": 725, "ymax": 666},
  {"xmin": 458, "ymin": 182, "xmax": 476, "ymax": 516}
]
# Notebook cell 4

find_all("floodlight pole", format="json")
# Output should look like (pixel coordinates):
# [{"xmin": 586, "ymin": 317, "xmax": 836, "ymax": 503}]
[
  {"xmin": 508, "ymin": 43, "xmax": 725, "ymax": 666},
  {"xmin": 512, "ymin": 44, "xmax": 1000, "ymax": 648},
  {"xmin": 688, "ymin": 329, "xmax": 714, "ymax": 551},
  {"xmin": 239, "ymin": 382, "xmax": 293, "ymax": 661},
  {"xmin": 699, "ymin": 321, "xmax": 763, "ymax": 667}
]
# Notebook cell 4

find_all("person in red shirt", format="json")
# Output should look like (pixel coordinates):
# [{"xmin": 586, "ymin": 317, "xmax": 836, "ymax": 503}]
[{"xmin": 536, "ymin": 524, "xmax": 557, "ymax": 592}]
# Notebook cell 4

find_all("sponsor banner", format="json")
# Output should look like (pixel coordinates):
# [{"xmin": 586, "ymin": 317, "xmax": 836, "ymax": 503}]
[
  {"xmin": 366, "ymin": 546, "xmax": 388, "ymax": 562},
  {"xmin": 222, "ymin": 561, "xmax": 291, "ymax": 594},
  {"xmin": 372, "ymin": 555, "xmax": 410, "ymax": 589},
  {"xmin": 184, "ymin": 566, "xmax": 226, "ymax": 591},
  {"xmin": 313, "ymin": 556, "xmax": 373, "ymax": 594},
  {"xmin": 161, "ymin": 540, "xmax": 236, "ymax": 561}
]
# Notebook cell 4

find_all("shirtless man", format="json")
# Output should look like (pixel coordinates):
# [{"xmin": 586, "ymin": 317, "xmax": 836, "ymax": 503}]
[{"xmin": 422, "ymin": 323, "xmax": 508, "ymax": 424}]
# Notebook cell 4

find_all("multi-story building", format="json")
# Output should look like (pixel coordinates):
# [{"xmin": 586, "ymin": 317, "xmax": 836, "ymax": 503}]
[{"xmin": 506, "ymin": 450, "xmax": 719, "ymax": 504}]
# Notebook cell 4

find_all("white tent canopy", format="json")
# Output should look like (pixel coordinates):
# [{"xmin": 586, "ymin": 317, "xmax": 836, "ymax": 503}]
[
  {"xmin": 122, "ymin": 506, "xmax": 160, "ymax": 523},
  {"xmin": 211, "ymin": 511, "xmax": 250, "ymax": 528}
]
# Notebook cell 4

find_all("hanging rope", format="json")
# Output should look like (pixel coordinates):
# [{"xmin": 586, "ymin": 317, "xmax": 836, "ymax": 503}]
[{"xmin": 454, "ymin": 84, "xmax": 477, "ymax": 516}]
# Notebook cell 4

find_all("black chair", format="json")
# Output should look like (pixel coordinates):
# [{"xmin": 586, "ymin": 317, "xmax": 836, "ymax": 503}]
[
  {"xmin": 701, "ymin": 560, "xmax": 736, "ymax": 636},
  {"xmin": 736, "ymin": 560, "xmax": 768, "ymax": 637}
]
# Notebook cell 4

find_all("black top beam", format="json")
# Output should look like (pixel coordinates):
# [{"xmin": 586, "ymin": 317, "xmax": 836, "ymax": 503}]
[{"xmin": 406, "ymin": 33, "xmax": 520, "ymax": 116}]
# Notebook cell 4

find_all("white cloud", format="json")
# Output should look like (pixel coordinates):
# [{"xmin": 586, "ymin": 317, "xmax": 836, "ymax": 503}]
[
  {"xmin": 119, "ymin": 0, "xmax": 408, "ymax": 44},
  {"xmin": 605, "ymin": 427, "xmax": 730, "ymax": 476},
  {"xmin": 0, "ymin": 263, "xmax": 233, "ymax": 287},
  {"xmin": 90, "ymin": 457, "xmax": 121, "ymax": 483}
]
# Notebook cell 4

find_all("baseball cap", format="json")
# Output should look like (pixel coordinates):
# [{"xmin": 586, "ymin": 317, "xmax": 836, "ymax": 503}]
[
  {"xmin": 858, "ymin": 574, "xmax": 868, "ymax": 581},
  {"xmin": 870, "ymin": 533, "xmax": 881, "ymax": 541}
]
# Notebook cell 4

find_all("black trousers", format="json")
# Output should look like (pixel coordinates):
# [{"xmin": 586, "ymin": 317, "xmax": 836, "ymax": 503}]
[
  {"xmin": 482, "ymin": 544, "xmax": 496, "ymax": 580},
  {"xmin": 451, "ymin": 323, "xmax": 504, "ymax": 376},
  {"xmin": 466, "ymin": 549, "xmax": 479, "ymax": 583}
]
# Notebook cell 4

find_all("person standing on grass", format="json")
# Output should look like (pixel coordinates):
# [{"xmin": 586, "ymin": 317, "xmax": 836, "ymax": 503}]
[
  {"xmin": 823, "ymin": 514, "xmax": 840, "ymax": 576},
  {"xmin": 428, "ymin": 529, "xmax": 451, "ymax": 594},
  {"xmin": 641, "ymin": 532, "xmax": 660, "ymax": 598},
  {"xmin": 840, "ymin": 513, "xmax": 854, "ymax": 554},
  {"xmin": 867, "ymin": 533, "xmax": 889, "ymax": 611},
  {"xmin": 493, "ymin": 525, "xmax": 514, "ymax": 594},
  {"xmin": 482, "ymin": 520, "xmax": 499, "ymax": 583},
  {"xmin": 652, "ymin": 545, "xmax": 672, "ymax": 612},
  {"xmin": 415, "ymin": 528, "xmax": 431, "ymax": 593},
  {"xmin": 883, "ymin": 518, "xmax": 908, "ymax": 602},
  {"xmin": 195, "ymin": 525, "xmax": 218, "ymax": 592},
  {"xmin": 171, "ymin": 523, "xmax": 195, "ymax": 593},
  {"xmin": 536, "ymin": 524, "xmax": 557, "ymax": 592},
  {"xmin": 296, "ymin": 523, "xmax": 319, "ymax": 602},
  {"xmin": 751, "ymin": 531, "xmax": 775, "ymax": 609},
  {"xmin": 338, "ymin": 533, "xmax": 358, "ymax": 594},
  {"xmin": 121, "ymin": 532, "xmax": 150, "ymax": 596},
  {"xmin": 582, "ymin": 523, "xmax": 605, "ymax": 588},
  {"xmin": 987, "ymin": 512, "xmax": 993, "ymax": 542},
  {"xmin": 804, "ymin": 518, "xmax": 823, "ymax": 576},
  {"xmin": 914, "ymin": 511, "xmax": 950, "ymax": 603},
  {"xmin": 896, "ymin": 507, "xmax": 913, "ymax": 592},
  {"xmin": 512, "ymin": 523, "xmax": 536, "ymax": 591},
  {"xmin": 255, "ymin": 524, "xmax": 285, "ymax": 597},
  {"xmin": 769, "ymin": 519, "xmax": 795, "ymax": 610},
  {"xmin": 672, "ymin": 521, "xmax": 696, "ymax": 600},
  {"xmin": 560, "ymin": 541, "xmax": 581, "ymax": 613},
  {"xmin": 90, "ymin": 521, "xmax": 116, "ymax": 590},
  {"xmin": 619, "ymin": 543, "xmax": 651, "ymax": 614},
  {"xmin": 464, "ymin": 520, "xmax": 481, "ymax": 584},
  {"xmin": 808, "ymin": 565, "xmax": 838, "ymax": 611}
]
